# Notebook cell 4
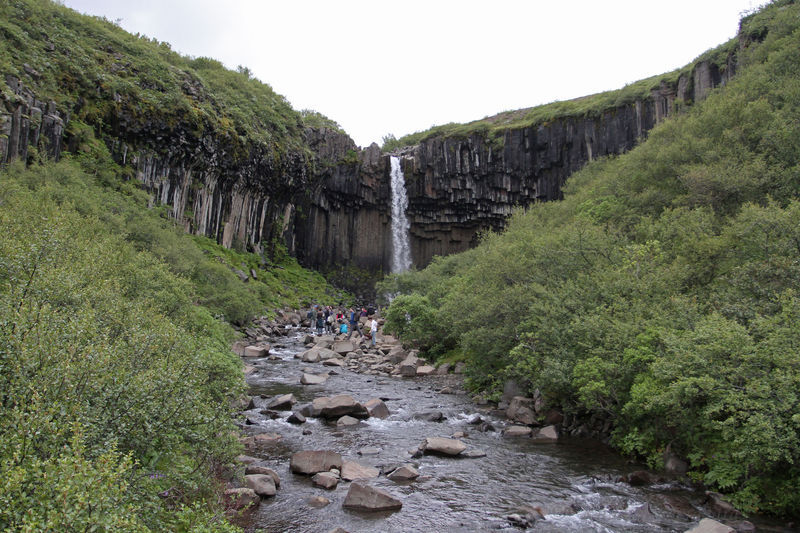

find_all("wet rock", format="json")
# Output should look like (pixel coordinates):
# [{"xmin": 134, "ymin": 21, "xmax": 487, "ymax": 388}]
[
  {"xmin": 531, "ymin": 425, "xmax": 558, "ymax": 442},
  {"xmin": 301, "ymin": 372, "xmax": 328, "ymax": 385},
  {"xmin": 323, "ymin": 358, "xmax": 345, "ymax": 367},
  {"xmin": 506, "ymin": 396, "xmax": 537, "ymax": 425},
  {"xmin": 302, "ymin": 334, "xmax": 315, "ymax": 344},
  {"xmin": 299, "ymin": 402, "xmax": 322, "ymax": 417},
  {"xmin": 224, "ymin": 487, "xmax": 260, "ymax": 510},
  {"xmin": 266, "ymin": 393, "xmax": 296, "ymax": 410},
  {"xmin": 236, "ymin": 455, "xmax": 259, "ymax": 465},
  {"xmin": 336, "ymin": 415, "xmax": 360, "ymax": 427},
  {"xmin": 364, "ymin": 398, "xmax": 390, "ymax": 419},
  {"xmin": 451, "ymin": 431, "xmax": 465, "ymax": 439},
  {"xmin": 341, "ymin": 460, "xmax": 379, "ymax": 481},
  {"xmin": 312, "ymin": 395, "xmax": 368, "ymax": 419},
  {"xmin": 343, "ymin": 482, "xmax": 402, "ymax": 512},
  {"xmin": 312, "ymin": 471, "xmax": 339, "ymax": 490},
  {"xmin": 705, "ymin": 492, "xmax": 742, "ymax": 517},
  {"xmin": 243, "ymin": 345, "xmax": 269, "ymax": 357},
  {"xmin": 467, "ymin": 414, "xmax": 483, "ymax": 425},
  {"xmin": 308, "ymin": 495, "xmax": 331, "ymax": 508},
  {"xmin": 258, "ymin": 409, "xmax": 281, "ymax": 419},
  {"xmin": 422, "ymin": 437, "xmax": 467, "ymax": 456},
  {"xmin": 358, "ymin": 446, "xmax": 381, "ymax": 456},
  {"xmin": 290, "ymin": 450, "xmax": 343, "ymax": 475},
  {"xmin": 387, "ymin": 464, "xmax": 419, "ymax": 481},
  {"xmin": 504, "ymin": 425, "xmax": 532, "ymax": 437},
  {"xmin": 287, "ymin": 412, "xmax": 306, "ymax": 424},
  {"xmin": 398, "ymin": 355, "xmax": 420, "ymax": 376},
  {"xmin": 413, "ymin": 410, "xmax": 445, "ymax": 422},
  {"xmin": 626, "ymin": 470, "xmax": 659, "ymax": 486},
  {"xmin": 439, "ymin": 386, "xmax": 455, "ymax": 394},
  {"xmin": 685, "ymin": 518, "xmax": 735, "ymax": 533},
  {"xmin": 245, "ymin": 474, "xmax": 276, "ymax": 497},
  {"xmin": 245, "ymin": 465, "xmax": 280, "ymax": 487},
  {"xmin": 461, "ymin": 449, "xmax": 487, "ymax": 458},
  {"xmin": 301, "ymin": 348, "xmax": 321, "ymax": 363}
]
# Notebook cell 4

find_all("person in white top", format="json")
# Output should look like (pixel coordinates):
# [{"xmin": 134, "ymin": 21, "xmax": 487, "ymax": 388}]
[{"xmin": 370, "ymin": 317, "xmax": 378, "ymax": 347}]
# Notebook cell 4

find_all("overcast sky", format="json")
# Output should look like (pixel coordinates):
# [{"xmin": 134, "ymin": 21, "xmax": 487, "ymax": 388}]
[{"xmin": 62, "ymin": 0, "xmax": 761, "ymax": 147}]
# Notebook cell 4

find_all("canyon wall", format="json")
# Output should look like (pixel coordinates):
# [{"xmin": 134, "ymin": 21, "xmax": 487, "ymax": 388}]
[{"xmin": 1, "ymin": 57, "xmax": 735, "ymax": 283}]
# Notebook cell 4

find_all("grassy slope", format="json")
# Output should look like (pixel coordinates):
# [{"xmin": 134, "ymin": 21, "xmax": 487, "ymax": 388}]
[{"xmin": 381, "ymin": 0, "xmax": 800, "ymax": 517}]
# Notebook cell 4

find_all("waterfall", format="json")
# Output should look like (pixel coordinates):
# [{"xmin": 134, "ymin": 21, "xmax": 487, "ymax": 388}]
[{"xmin": 390, "ymin": 156, "xmax": 412, "ymax": 273}]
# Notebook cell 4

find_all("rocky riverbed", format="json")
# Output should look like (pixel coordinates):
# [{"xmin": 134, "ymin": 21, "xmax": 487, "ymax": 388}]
[{"xmin": 224, "ymin": 313, "xmax": 790, "ymax": 533}]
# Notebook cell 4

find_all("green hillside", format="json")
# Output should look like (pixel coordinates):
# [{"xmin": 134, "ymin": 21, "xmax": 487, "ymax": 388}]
[{"xmin": 381, "ymin": 0, "xmax": 800, "ymax": 517}]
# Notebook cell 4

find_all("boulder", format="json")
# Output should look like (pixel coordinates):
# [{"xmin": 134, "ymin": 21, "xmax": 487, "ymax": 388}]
[
  {"xmin": 312, "ymin": 395, "xmax": 365, "ymax": 419},
  {"xmin": 504, "ymin": 425, "xmax": 533, "ymax": 437},
  {"xmin": 531, "ymin": 425, "xmax": 558, "ymax": 442},
  {"xmin": 332, "ymin": 340, "xmax": 355, "ymax": 355},
  {"xmin": 413, "ymin": 410, "xmax": 445, "ymax": 422},
  {"xmin": 224, "ymin": 487, "xmax": 260, "ymax": 510},
  {"xmin": 266, "ymin": 393, "xmax": 296, "ymax": 410},
  {"xmin": 253, "ymin": 433, "xmax": 281, "ymax": 445},
  {"xmin": 416, "ymin": 365, "xmax": 436, "ymax": 376},
  {"xmin": 387, "ymin": 465, "xmax": 419, "ymax": 481},
  {"xmin": 298, "ymin": 402, "xmax": 322, "ymax": 417},
  {"xmin": 705, "ymin": 492, "xmax": 742, "ymax": 517},
  {"xmin": 336, "ymin": 415, "xmax": 360, "ymax": 427},
  {"xmin": 243, "ymin": 345, "xmax": 270, "ymax": 357},
  {"xmin": 342, "ymin": 482, "xmax": 402, "ymax": 512},
  {"xmin": 287, "ymin": 412, "xmax": 306, "ymax": 424},
  {"xmin": 506, "ymin": 396, "xmax": 537, "ymax": 426},
  {"xmin": 302, "ymin": 334, "xmax": 315, "ymax": 344},
  {"xmin": 422, "ymin": 437, "xmax": 467, "ymax": 456},
  {"xmin": 290, "ymin": 450, "xmax": 343, "ymax": 475},
  {"xmin": 398, "ymin": 355, "xmax": 420, "ymax": 377},
  {"xmin": 301, "ymin": 348, "xmax": 321, "ymax": 363},
  {"xmin": 323, "ymin": 358, "xmax": 345, "ymax": 367},
  {"xmin": 312, "ymin": 472, "xmax": 339, "ymax": 489},
  {"xmin": 301, "ymin": 372, "xmax": 328, "ymax": 385},
  {"xmin": 317, "ymin": 347, "xmax": 339, "ymax": 361},
  {"xmin": 685, "ymin": 518, "xmax": 735, "ymax": 533},
  {"xmin": 245, "ymin": 466, "xmax": 281, "ymax": 487},
  {"xmin": 245, "ymin": 474, "xmax": 276, "ymax": 497},
  {"xmin": 341, "ymin": 460, "xmax": 380, "ymax": 481},
  {"xmin": 436, "ymin": 362, "xmax": 452, "ymax": 375},
  {"xmin": 363, "ymin": 398, "xmax": 390, "ymax": 419},
  {"xmin": 236, "ymin": 454, "xmax": 259, "ymax": 465}
]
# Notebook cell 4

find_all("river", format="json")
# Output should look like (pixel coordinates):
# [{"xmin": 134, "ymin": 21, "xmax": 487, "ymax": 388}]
[{"xmin": 237, "ymin": 329, "xmax": 784, "ymax": 533}]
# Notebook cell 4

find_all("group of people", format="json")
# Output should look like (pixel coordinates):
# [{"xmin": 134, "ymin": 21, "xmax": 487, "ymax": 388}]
[{"xmin": 306, "ymin": 304, "xmax": 379, "ymax": 346}]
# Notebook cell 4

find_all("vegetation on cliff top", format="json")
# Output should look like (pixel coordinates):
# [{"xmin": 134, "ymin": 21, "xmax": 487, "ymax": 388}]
[
  {"xmin": 381, "ymin": 0, "xmax": 800, "ymax": 517},
  {"xmin": 381, "ymin": 22, "xmax": 741, "ymax": 152},
  {"xmin": 0, "ymin": 0, "xmax": 338, "ymax": 162}
]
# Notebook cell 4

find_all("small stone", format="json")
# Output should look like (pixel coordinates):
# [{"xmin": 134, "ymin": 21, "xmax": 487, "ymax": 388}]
[
  {"xmin": 308, "ymin": 495, "xmax": 331, "ymax": 508},
  {"xmin": 387, "ymin": 465, "xmax": 419, "ymax": 481},
  {"xmin": 358, "ymin": 446, "xmax": 381, "ymax": 456},
  {"xmin": 504, "ymin": 425, "xmax": 532, "ymax": 437},
  {"xmin": 287, "ymin": 411, "xmax": 306, "ymax": 424},
  {"xmin": 462, "ymin": 449, "xmax": 487, "ymax": 458},
  {"xmin": 300, "ymin": 372, "xmax": 328, "ymax": 385}
]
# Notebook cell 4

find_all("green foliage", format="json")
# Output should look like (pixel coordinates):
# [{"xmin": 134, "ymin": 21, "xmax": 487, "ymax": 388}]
[{"xmin": 381, "ymin": 1, "xmax": 800, "ymax": 517}]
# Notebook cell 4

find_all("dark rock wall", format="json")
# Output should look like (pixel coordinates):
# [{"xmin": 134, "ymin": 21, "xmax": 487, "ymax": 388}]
[{"xmin": 1, "ymin": 56, "xmax": 735, "ymax": 280}]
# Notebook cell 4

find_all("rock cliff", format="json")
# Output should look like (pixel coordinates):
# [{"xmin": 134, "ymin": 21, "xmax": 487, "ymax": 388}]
[{"xmin": 0, "ymin": 36, "xmax": 739, "ymax": 290}]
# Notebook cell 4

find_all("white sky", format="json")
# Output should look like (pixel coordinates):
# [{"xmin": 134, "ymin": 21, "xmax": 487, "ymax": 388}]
[{"xmin": 63, "ymin": 0, "xmax": 761, "ymax": 148}]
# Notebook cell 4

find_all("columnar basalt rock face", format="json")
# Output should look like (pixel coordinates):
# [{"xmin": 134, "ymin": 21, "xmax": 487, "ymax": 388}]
[
  {"xmin": 0, "ymin": 76, "xmax": 66, "ymax": 165},
  {"xmin": 1, "ymin": 55, "xmax": 735, "ymax": 283}
]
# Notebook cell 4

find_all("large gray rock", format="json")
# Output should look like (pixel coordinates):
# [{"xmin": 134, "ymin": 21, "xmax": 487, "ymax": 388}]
[
  {"xmin": 243, "ymin": 345, "xmax": 270, "ymax": 357},
  {"xmin": 245, "ymin": 474, "xmax": 276, "ymax": 497},
  {"xmin": 364, "ymin": 398, "xmax": 389, "ymax": 419},
  {"xmin": 312, "ymin": 395, "xmax": 367, "ymax": 419},
  {"xmin": 301, "ymin": 348, "xmax": 321, "ymax": 363},
  {"xmin": 332, "ymin": 340, "xmax": 355, "ymax": 355},
  {"xmin": 301, "ymin": 372, "xmax": 328, "ymax": 385},
  {"xmin": 531, "ymin": 425, "xmax": 558, "ymax": 442},
  {"xmin": 343, "ymin": 482, "xmax": 402, "ymax": 512},
  {"xmin": 506, "ymin": 396, "xmax": 537, "ymax": 425},
  {"xmin": 416, "ymin": 365, "xmax": 435, "ymax": 376},
  {"xmin": 504, "ymin": 425, "xmax": 532, "ymax": 437},
  {"xmin": 336, "ymin": 415, "xmax": 360, "ymax": 427},
  {"xmin": 398, "ymin": 355, "xmax": 420, "ymax": 377},
  {"xmin": 685, "ymin": 519, "xmax": 735, "ymax": 533},
  {"xmin": 266, "ymin": 393, "xmax": 296, "ymax": 410},
  {"xmin": 312, "ymin": 471, "xmax": 339, "ymax": 490},
  {"xmin": 422, "ymin": 437, "xmax": 467, "ymax": 456},
  {"xmin": 340, "ymin": 460, "xmax": 379, "ymax": 481},
  {"xmin": 290, "ymin": 450, "xmax": 343, "ymax": 475}
]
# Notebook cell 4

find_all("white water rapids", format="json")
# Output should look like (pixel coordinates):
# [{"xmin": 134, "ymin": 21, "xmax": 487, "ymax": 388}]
[{"xmin": 390, "ymin": 156, "xmax": 412, "ymax": 273}]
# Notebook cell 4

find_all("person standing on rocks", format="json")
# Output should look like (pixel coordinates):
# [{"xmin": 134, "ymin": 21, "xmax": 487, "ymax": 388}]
[
  {"xmin": 346, "ymin": 307, "xmax": 362, "ymax": 339},
  {"xmin": 370, "ymin": 316, "xmax": 378, "ymax": 347},
  {"xmin": 315, "ymin": 310, "xmax": 325, "ymax": 335}
]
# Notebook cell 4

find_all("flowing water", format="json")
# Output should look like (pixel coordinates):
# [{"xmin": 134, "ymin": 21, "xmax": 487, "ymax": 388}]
[
  {"xmin": 241, "ymin": 331, "xmax": 785, "ymax": 533},
  {"xmin": 390, "ymin": 156, "xmax": 412, "ymax": 273}
]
